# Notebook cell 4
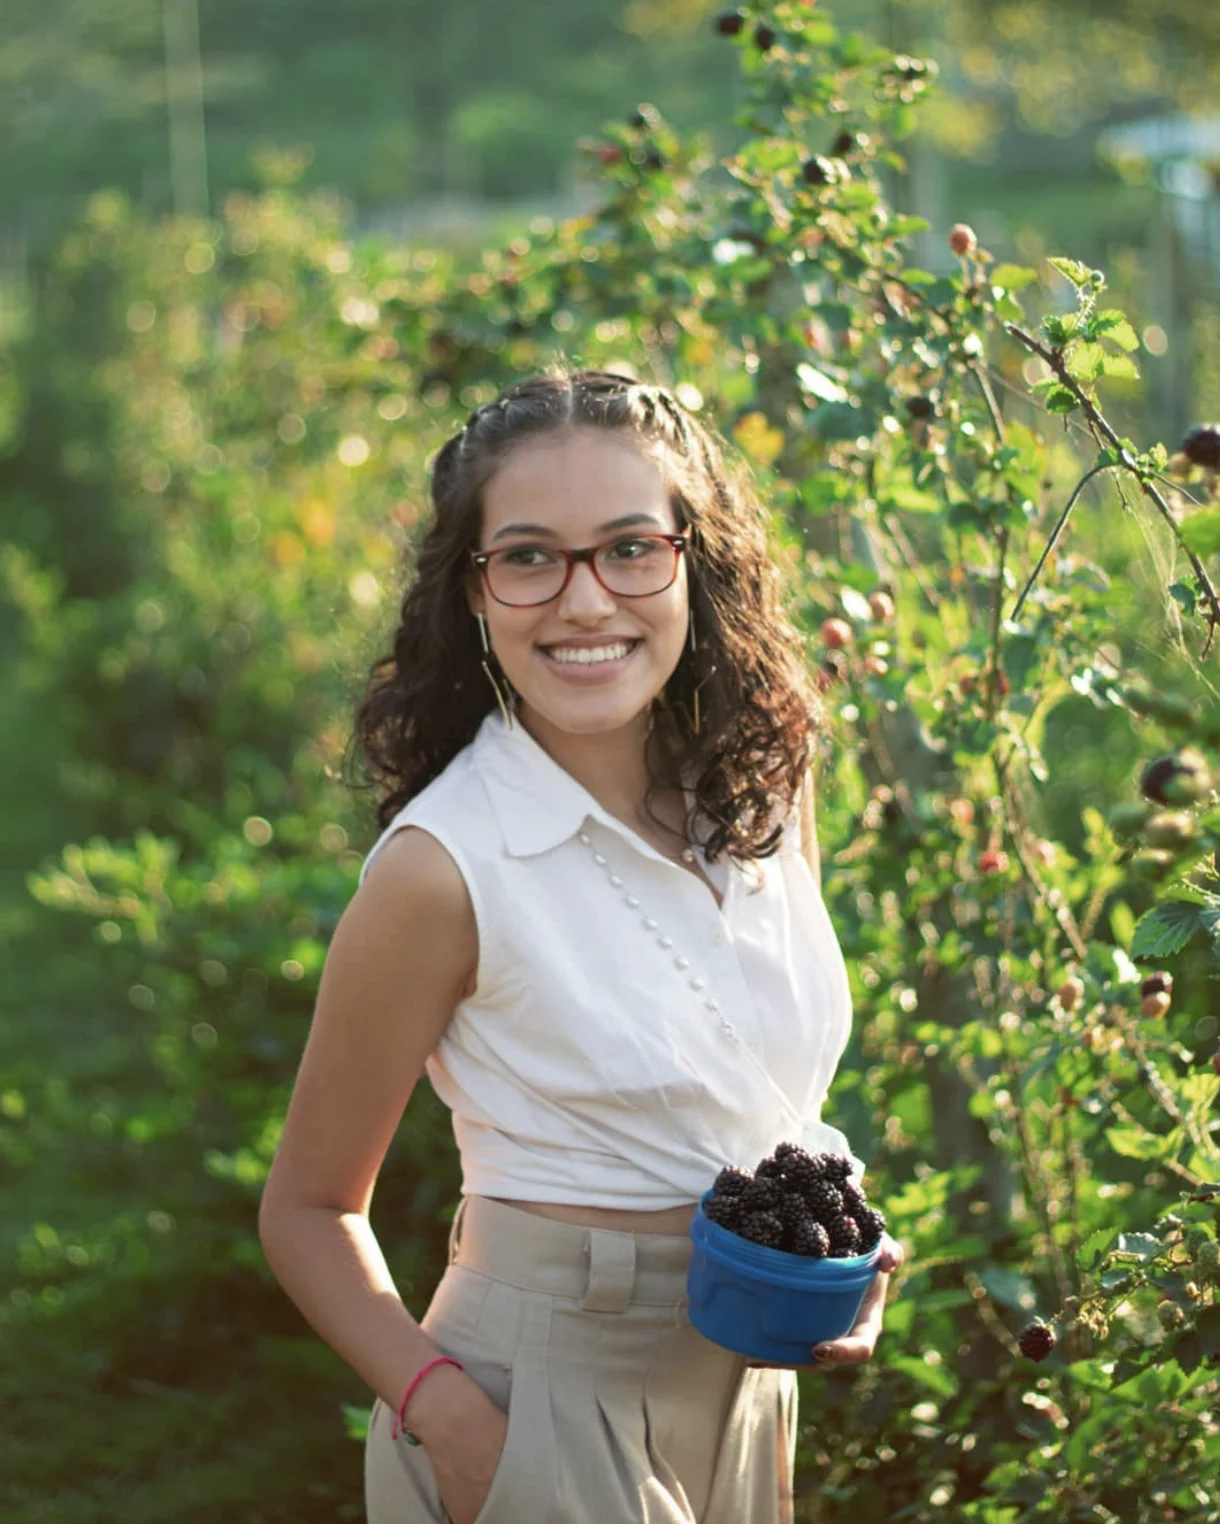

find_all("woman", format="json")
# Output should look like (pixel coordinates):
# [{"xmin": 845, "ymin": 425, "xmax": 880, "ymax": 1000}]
[{"xmin": 258, "ymin": 368, "xmax": 904, "ymax": 1524}]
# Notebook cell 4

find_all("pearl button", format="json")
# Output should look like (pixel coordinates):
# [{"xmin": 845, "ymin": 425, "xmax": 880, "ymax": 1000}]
[
  {"xmin": 681, "ymin": 848, "xmax": 696, "ymax": 863},
  {"xmin": 705, "ymin": 998, "xmax": 720, "ymax": 1012},
  {"xmin": 675, "ymin": 956, "xmax": 690, "ymax": 971},
  {"xmin": 609, "ymin": 874, "xmax": 623, "ymax": 888},
  {"xmin": 643, "ymin": 917, "xmax": 657, "ymax": 931},
  {"xmin": 625, "ymin": 895, "xmax": 639, "ymax": 909},
  {"xmin": 578, "ymin": 832, "xmax": 591, "ymax": 846},
  {"xmin": 690, "ymin": 977, "xmax": 705, "ymax": 991},
  {"xmin": 593, "ymin": 852, "xmax": 607, "ymax": 867},
  {"xmin": 659, "ymin": 936, "xmax": 673, "ymax": 950}
]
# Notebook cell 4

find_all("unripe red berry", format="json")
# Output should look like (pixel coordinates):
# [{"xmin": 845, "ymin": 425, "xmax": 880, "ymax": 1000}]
[
  {"xmin": 821, "ymin": 617, "xmax": 852, "ymax": 649},
  {"xmin": 1213, "ymin": 1049, "xmax": 1220, "ymax": 1077},
  {"xmin": 1057, "ymin": 976, "xmax": 1085, "ymax": 1011},
  {"xmin": 979, "ymin": 849, "xmax": 1009, "ymax": 875},
  {"xmin": 596, "ymin": 145, "xmax": 623, "ymax": 165},
  {"xmin": 948, "ymin": 223, "xmax": 978, "ymax": 257},
  {"xmin": 863, "ymin": 655, "xmax": 889, "ymax": 677},
  {"xmin": 1141, "ymin": 991, "xmax": 1172, "ymax": 1019}
]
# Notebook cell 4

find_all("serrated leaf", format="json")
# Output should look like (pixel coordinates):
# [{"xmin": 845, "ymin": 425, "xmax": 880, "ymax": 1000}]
[
  {"xmin": 1077, "ymin": 1226, "xmax": 1117, "ymax": 1271},
  {"xmin": 1182, "ymin": 511, "xmax": 1220, "ymax": 558},
  {"xmin": 1048, "ymin": 256, "xmax": 1094, "ymax": 287},
  {"xmin": 1092, "ymin": 310, "xmax": 1140, "ymax": 351},
  {"xmin": 1115, "ymin": 1231, "xmax": 1165, "ymax": 1259},
  {"xmin": 1101, "ymin": 353, "xmax": 1140, "ymax": 381},
  {"xmin": 1044, "ymin": 386, "xmax": 1078, "ymax": 414},
  {"xmin": 1130, "ymin": 901, "xmax": 1205, "ymax": 959},
  {"xmin": 1065, "ymin": 342, "xmax": 1107, "ymax": 383},
  {"xmin": 978, "ymin": 1266, "xmax": 1038, "ymax": 1311}
]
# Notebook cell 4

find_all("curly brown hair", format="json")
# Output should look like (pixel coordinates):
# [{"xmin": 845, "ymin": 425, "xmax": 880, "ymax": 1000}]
[{"xmin": 348, "ymin": 364, "xmax": 823, "ymax": 862}]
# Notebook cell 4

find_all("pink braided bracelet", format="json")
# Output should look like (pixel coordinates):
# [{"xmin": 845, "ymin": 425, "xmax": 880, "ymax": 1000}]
[{"xmin": 392, "ymin": 1356, "xmax": 466, "ymax": 1445}]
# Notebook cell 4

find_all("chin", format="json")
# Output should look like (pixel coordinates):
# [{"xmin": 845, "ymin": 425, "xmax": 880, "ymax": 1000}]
[{"xmin": 517, "ymin": 691, "xmax": 657, "ymax": 738}]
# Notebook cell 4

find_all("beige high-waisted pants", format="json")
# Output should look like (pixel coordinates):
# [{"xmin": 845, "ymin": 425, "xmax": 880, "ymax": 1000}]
[{"xmin": 364, "ymin": 1194, "xmax": 797, "ymax": 1523}]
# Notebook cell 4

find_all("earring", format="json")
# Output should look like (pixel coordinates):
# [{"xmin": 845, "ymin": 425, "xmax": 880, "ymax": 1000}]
[
  {"xmin": 687, "ymin": 606, "xmax": 714, "ymax": 738},
  {"xmin": 476, "ymin": 612, "xmax": 516, "ymax": 731}
]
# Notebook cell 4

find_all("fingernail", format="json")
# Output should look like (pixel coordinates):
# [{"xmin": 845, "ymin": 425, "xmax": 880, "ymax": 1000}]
[{"xmin": 813, "ymin": 1345, "xmax": 831, "ymax": 1359}]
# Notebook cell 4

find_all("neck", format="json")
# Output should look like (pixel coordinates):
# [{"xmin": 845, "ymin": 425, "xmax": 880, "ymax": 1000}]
[{"xmin": 518, "ymin": 703, "xmax": 686, "ymax": 841}]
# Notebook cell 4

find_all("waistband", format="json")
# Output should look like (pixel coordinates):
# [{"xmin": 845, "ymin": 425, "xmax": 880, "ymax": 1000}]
[{"xmin": 448, "ymin": 1195, "xmax": 694, "ymax": 1314}]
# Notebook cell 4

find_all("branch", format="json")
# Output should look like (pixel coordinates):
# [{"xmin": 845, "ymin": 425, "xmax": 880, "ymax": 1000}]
[
  {"xmin": 1010, "ymin": 461, "xmax": 1115, "ymax": 624},
  {"xmin": 1006, "ymin": 323, "xmax": 1220, "ymax": 658}
]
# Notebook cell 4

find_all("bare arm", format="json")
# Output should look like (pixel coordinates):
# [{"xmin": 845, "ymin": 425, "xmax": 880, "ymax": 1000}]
[{"xmin": 257, "ymin": 826, "xmax": 481, "ymax": 1440}]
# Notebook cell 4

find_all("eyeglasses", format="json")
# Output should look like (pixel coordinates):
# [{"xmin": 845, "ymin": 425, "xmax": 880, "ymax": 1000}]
[{"xmin": 470, "ymin": 533, "xmax": 687, "ymax": 608}]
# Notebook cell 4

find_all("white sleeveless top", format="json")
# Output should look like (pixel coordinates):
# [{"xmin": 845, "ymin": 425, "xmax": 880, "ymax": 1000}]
[{"xmin": 358, "ymin": 710, "xmax": 863, "ymax": 1209}]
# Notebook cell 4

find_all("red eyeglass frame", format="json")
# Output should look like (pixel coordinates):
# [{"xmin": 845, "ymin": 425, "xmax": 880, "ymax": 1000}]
[{"xmin": 469, "ymin": 532, "xmax": 688, "ymax": 607}]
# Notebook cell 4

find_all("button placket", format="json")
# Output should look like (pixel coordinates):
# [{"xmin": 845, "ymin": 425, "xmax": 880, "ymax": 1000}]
[{"xmin": 577, "ymin": 828, "xmax": 752, "ymax": 1050}]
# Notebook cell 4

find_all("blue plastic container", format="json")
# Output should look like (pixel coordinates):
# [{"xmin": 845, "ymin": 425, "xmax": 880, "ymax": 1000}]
[{"xmin": 687, "ymin": 1189, "xmax": 881, "ymax": 1364}]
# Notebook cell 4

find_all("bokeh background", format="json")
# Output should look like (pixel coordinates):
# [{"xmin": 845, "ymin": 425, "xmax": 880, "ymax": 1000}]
[{"xmin": 2, "ymin": 1, "xmax": 1219, "ymax": 1520}]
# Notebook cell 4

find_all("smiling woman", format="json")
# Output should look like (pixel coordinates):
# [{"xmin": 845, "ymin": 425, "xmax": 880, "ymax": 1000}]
[{"xmin": 259, "ymin": 366, "xmax": 876, "ymax": 1524}]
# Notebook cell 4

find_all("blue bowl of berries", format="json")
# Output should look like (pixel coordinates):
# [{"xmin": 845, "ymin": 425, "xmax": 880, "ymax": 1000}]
[{"xmin": 686, "ymin": 1144, "xmax": 884, "ymax": 1366}]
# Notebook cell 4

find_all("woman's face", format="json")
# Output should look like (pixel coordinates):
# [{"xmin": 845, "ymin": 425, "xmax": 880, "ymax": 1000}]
[{"xmin": 468, "ymin": 427, "xmax": 690, "ymax": 739}]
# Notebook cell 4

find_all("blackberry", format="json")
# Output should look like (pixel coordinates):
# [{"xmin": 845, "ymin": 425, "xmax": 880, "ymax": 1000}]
[
  {"xmin": 829, "ymin": 1216, "xmax": 862, "ymax": 1257},
  {"xmin": 754, "ymin": 23, "xmax": 776, "ymax": 51},
  {"xmin": 739, "ymin": 1211, "xmax": 785, "ymax": 1250},
  {"xmin": 739, "ymin": 1177, "xmax": 782, "ymax": 1215},
  {"xmin": 713, "ymin": 8, "xmax": 745, "ymax": 36},
  {"xmin": 791, "ymin": 1218, "xmax": 831, "ymax": 1258},
  {"xmin": 755, "ymin": 1156, "xmax": 788, "ymax": 1182},
  {"xmin": 804, "ymin": 1180, "xmax": 844, "ymax": 1225},
  {"xmin": 841, "ymin": 1182, "xmax": 869, "ymax": 1218},
  {"xmin": 772, "ymin": 1189, "xmax": 811, "ymax": 1241},
  {"xmin": 780, "ymin": 1147, "xmax": 832, "ymax": 1195},
  {"xmin": 1181, "ymin": 423, "xmax": 1220, "ymax": 470},
  {"xmin": 822, "ymin": 1154, "xmax": 855, "ymax": 1184},
  {"xmin": 1017, "ymin": 1320, "xmax": 1056, "ymax": 1361},
  {"xmin": 1140, "ymin": 751, "xmax": 1210, "ymax": 806},
  {"xmin": 773, "ymin": 1141, "xmax": 801, "ymax": 1162},
  {"xmin": 856, "ymin": 1205, "xmax": 887, "ymax": 1251},
  {"xmin": 1140, "ymin": 973, "xmax": 1172, "ymax": 999},
  {"xmin": 704, "ymin": 1194, "xmax": 744, "ymax": 1230},
  {"xmin": 713, "ymin": 1165, "xmax": 753, "ymax": 1198},
  {"xmin": 906, "ymin": 395, "xmax": 935, "ymax": 420}
]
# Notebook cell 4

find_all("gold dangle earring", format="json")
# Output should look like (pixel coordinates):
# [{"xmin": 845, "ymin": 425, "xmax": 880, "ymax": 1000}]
[
  {"xmin": 688, "ymin": 605, "xmax": 715, "ymax": 738},
  {"xmin": 476, "ymin": 612, "xmax": 515, "ymax": 731}
]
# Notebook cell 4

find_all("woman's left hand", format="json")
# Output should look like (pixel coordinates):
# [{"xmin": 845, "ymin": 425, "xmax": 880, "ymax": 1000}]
[{"xmin": 744, "ymin": 1232, "xmax": 905, "ymax": 1373}]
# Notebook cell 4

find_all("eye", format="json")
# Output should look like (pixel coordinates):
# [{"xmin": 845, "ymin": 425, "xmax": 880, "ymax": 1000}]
[
  {"xmin": 498, "ymin": 545, "xmax": 559, "ymax": 567},
  {"xmin": 604, "ymin": 536, "xmax": 658, "ymax": 561}
]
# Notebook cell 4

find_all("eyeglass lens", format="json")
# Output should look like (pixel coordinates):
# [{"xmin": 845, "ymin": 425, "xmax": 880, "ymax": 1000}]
[{"xmin": 486, "ymin": 537, "xmax": 677, "ymax": 606}]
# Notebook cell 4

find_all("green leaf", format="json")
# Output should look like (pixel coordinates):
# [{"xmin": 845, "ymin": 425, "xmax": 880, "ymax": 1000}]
[
  {"xmin": 1181, "ymin": 511, "xmax": 1220, "ymax": 558},
  {"xmin": 796, "ymin": 362, "xmax": 849, "ymax": 404},
  {"xmin": 1101, "ymin": 352, "xmax": 1140, "ymax": 381},
  {"xmin": 1114, "ymin": 1231, "xmax": 1165, "ymax": 1260},
  {"xmin": 977, "ymin": 1266, "xmax": 1038, "ymax": 1311},
  {"xmin": 1091, "ymin": 310, "xmax": 1140, "ymax": 351},
  {"xmin": 991, "ymin": 264, "xmax": 1038, "ymax": 293},
  {"xmin": 1196, "ymin": 1305, "xmax": 1220, "ymax": 1358},
  {"xmin": 1064, "ymin": 342, "xmax": 1107, "ymax": 383},
  {"xmin": 1130, "ymin": 901, "xmax": 1206, "ymax": 960},
  {"xmin": 1044, "ymin": 386, "xmax": 1078, "ymax": 414},
  {"xmin": 1048, "ymin": 256, "xmax": 1094, "ymax": 288},
  {"xmin": 887, "ymin": 1354, "xmax": 960, "ymax": 1398},
  {"xmin": 1105, "ymin": 1125, "xmax": 1172, "ymax": 1161},
  {"xmin": 1077, "ymin": 1226, "xmax": 1116, "ymax": 1271}
]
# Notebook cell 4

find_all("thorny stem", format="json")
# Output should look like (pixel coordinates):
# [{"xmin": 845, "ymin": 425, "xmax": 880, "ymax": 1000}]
[
  {"xmin": 993, "ymin": 745, "xmax": 1089, "ymax": 962},
  {"xmin": 1006, "ymin": 323, "xmax": 1220, "ymax": 657}
]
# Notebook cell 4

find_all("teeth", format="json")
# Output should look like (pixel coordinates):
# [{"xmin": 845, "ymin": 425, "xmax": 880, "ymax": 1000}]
[{"xmin": 546, "ymin": 642, "xmax": 634, "ymax": 665}]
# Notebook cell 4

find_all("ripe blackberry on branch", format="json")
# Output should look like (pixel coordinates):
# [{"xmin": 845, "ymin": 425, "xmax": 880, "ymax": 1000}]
[{"xmin": 1017, "ymin": 1321, "xmax": 1056, "ymax": 1361}]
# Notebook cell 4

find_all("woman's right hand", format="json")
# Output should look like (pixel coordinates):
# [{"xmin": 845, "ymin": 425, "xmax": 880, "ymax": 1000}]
[{"xmin": 419, "ymin": 1380, "xmax": 510, "ymax": 1524}]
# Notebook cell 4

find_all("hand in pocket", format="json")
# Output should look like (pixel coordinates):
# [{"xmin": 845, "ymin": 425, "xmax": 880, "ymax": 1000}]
[{"xmin": 428, "ymin": 1387, "xmax": 510, "ymax": 1524}]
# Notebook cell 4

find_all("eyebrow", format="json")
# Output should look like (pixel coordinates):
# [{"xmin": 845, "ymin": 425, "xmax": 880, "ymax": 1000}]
[{"xmin": 489, "ymin": 512, "xmax": 665, "ymax": 543}]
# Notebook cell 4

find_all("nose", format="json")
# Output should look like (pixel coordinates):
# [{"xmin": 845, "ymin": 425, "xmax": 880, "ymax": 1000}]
[{"xmin": 555, "ymin": 558, "xmax": 618, "ymax": 620}]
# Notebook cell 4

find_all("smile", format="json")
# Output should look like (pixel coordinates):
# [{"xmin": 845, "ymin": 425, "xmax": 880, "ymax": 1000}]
[{"xmin": 538, "ymin": 639, "xmax": 642, "ymax": 669}]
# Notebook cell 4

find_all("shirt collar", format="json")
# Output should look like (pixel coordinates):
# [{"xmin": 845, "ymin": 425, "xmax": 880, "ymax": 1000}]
[{"xmin": 472, "ymin": 709, "xmax": 698, "ymax": 863}]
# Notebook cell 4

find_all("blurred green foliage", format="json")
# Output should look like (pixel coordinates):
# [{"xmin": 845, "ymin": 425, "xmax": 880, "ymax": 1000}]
[{"xmin": 3, "ymin": 2, "xmax": 1220, "ymax": 1520}]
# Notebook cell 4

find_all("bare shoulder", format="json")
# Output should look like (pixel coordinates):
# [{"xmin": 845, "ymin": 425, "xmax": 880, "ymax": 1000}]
[{"xmin": 259, "ymin": 824, "xmax": 478, "ymax": 1219}]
